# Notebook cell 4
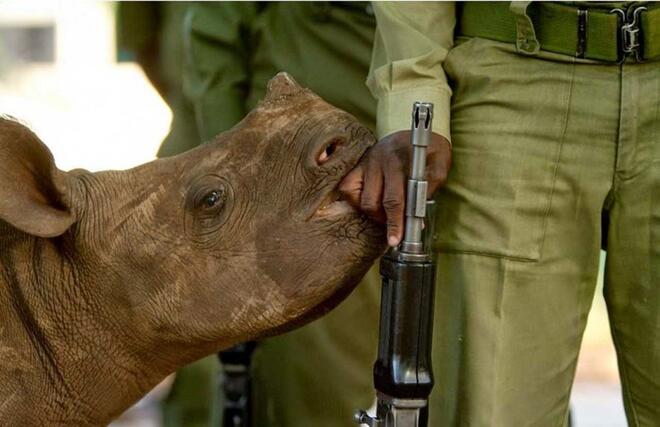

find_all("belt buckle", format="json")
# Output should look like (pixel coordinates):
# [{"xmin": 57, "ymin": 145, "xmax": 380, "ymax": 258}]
[{"xmin": 611, "ymin": 6, "xmax": 648, "ymax": 62}]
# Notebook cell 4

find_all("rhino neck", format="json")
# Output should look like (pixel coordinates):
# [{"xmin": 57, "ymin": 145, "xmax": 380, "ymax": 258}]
[
  {"xmin": 31, "ymin": 166, "xmax": 204, "ymax": 424},
  {"xmin": 1, "ymin": 163, "xmax": 223, "ymax": 425},
  {"xmin": 0, "ymin": 224, "xmax": 169, "ymax": 425}
]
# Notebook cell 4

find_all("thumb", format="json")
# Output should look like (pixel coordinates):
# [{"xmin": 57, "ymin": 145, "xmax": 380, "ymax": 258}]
[{"xmin": 338, "ymin": 165, "xmax": 364, "ymax": 209}]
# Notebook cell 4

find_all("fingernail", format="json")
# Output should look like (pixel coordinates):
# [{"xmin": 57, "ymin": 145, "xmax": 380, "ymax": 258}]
[{"xmin": 388, "ymin": 235, "xmax": 399, "ymax": 247}]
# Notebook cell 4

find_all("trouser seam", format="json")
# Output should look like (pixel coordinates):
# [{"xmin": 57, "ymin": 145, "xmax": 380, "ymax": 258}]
[
  {"xmin": 537, "ymin": 58, "xmax": 577, "ymax": 260},
  {"xmin": 556, "ymin": 257, "xmax": 595, "ymax": 427},
  {"xmin": 434, "ymin": 249, "xmax": 537, "ymax": 263},
  {"xmin": 490, "ymin": 258, "xmax": 506, "ymax": 426}
]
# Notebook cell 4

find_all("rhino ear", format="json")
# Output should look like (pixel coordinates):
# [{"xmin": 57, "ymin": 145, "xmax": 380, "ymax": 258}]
[
  {"xmin": 264, "ymin": 72, "xmax": 303, "ymax": 100},
  {"xmin": 0, "ymin": 118, "xmax": 75, "ymax": 237}
]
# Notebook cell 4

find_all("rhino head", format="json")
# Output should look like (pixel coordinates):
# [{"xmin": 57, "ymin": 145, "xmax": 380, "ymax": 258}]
[{"xmin": 0, "ymin": 73, "xmax": 384, "ymax": 424}]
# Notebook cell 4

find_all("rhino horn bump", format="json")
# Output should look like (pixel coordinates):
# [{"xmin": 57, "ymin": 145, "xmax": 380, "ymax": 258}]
[{"xmin": 265, "ymin": 72, "xmax": 303, "ymax": 99}]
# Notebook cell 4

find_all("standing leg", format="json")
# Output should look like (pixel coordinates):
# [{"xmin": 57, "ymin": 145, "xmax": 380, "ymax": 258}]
[
  {"xmin": 428, "ymin": 37, "xmax": 620, "ymax": 426},
  {"xmin": 603, "ymin": 60, "xmax": 660, "ymax": 427}
]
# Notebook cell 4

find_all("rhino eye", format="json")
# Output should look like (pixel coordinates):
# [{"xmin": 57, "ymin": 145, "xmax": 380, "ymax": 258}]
[
  {"xmin": 184, "ymin": 177, "xmax": 233, "ymax": 244},
  {"xmin": 204, "ymin": 189, "xmax": 225, "ymax": 208}
]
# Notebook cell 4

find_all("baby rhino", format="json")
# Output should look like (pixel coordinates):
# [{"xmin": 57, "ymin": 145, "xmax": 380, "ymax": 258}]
[{"xmin": 0, "ymin": 73, "xmax": 385, "ymax": 425}]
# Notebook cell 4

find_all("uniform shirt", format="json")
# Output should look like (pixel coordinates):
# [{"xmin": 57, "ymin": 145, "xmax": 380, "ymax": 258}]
[
  {"xmin": 366, "ymin": 2, "xmax": 455, "ymax": 141},
  {"xmin": 366, "ymin": 1, "xmax": 642, "ymax": 142}
]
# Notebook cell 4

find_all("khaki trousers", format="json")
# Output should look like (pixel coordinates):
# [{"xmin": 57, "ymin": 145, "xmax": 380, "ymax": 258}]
[{"xmin": 429, "ymin": 36, "xmax": 660, "ymax": 426}]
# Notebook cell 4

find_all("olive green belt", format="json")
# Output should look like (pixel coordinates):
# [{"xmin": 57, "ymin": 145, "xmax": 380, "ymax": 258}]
[{"xmin": 458, "ymin": 2, "xmax": 660, "ymax": 62}]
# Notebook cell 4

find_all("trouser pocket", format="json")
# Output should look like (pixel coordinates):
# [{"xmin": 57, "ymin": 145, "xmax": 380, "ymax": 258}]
[{"xmin": 434, "ymin": 37, "xmax": 576, "ymax": 261}]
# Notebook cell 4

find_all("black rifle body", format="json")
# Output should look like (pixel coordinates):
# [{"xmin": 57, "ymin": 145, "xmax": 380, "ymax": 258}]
[{"xmin": 356, "ymin": 102, "xmax": 437, "ymax": 427}]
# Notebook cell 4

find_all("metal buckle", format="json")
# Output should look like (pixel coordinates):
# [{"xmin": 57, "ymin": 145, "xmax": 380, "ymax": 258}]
[
  {"xmin": 576, "ymin": 8, "xmax": 588, "ymax": 58},
  {"xmin": 611, "ymin": 6, "xmax": 648, "ymax": 62}
]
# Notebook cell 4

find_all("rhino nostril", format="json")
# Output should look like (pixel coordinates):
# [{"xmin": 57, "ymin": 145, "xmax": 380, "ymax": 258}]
[{"xmin": 317, "ymin": 137, "xmax": 345, "ymax": 165}]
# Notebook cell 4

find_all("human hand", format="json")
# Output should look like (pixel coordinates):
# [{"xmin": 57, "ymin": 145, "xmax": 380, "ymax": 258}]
[{"xmin": 339, "ymin": 130, "xmax": 452, "ymax": 247}]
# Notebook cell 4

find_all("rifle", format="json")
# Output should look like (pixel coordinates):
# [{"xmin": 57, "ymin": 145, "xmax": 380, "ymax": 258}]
[
  {"xmin": 355, "ymin": 102, "xmax": 437, "ymax": 427},
  {"xmin": 218, "ymin": 341, "xmax": 256, "ymax": 427}
]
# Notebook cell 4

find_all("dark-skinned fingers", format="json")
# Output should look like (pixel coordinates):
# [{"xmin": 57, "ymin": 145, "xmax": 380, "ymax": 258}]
[
  {"xmin": 382, "ymin": 160, "xmax": 406, "ymax": 246},
  {"xmin": 338, "ymin": 165, "xmax": 364, "ymax": 210},
  {"xmin": 360, "ymin": 158, "xmax": 385, "ymax": 222},
  {"xmin": 426, "ymin": 141, "xmax": 452, "ymax": 195},
  {"xmin": 426, "ymin": 164, "xmax": 449, "ymax": 195}
]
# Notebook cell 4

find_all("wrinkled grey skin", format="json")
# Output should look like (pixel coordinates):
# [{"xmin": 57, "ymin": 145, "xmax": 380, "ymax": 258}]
[{"xmin": 0, "ymin": 73, "xmax": 385, "ymax": 425}]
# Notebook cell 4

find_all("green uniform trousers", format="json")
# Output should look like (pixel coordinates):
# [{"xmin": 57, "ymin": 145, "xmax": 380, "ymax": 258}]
[
  {"xmin": 429, "ymin": 36, "xmax": 660, "ymax": 426},
  {"xmin": 183, "ymin": 3, "xmax": 380, "ymax": 426}
]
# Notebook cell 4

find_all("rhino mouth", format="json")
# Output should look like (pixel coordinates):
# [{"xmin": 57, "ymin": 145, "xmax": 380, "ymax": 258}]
[
  {"xmin": 312, "ymin": 139, "xmax": 372, "ymax": 219},
  {"xmin": 309, "ymin": 120, "xmax": 377, "ymax": 220},
  {"xmin": 314, "ymin": 189, "xmax": 354, "ymax": 218}
]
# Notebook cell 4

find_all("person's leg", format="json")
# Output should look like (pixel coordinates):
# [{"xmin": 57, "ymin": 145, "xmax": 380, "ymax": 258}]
[
  {"xmin": 603, "ymin": 60, "xmax": 660, "ymax": 427},
  {"xmin": 429, "ymin": 37, "xmax": 620, "ymax": 426}
]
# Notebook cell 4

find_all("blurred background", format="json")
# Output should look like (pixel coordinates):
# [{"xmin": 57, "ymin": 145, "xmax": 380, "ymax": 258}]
[
  {"xmin": 0, "ymin": 1, "xmax": 169, "ymax": 172},
  {"xmin": 0, "ymin": 2, "xmax": 625, "ymax": 426}
]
